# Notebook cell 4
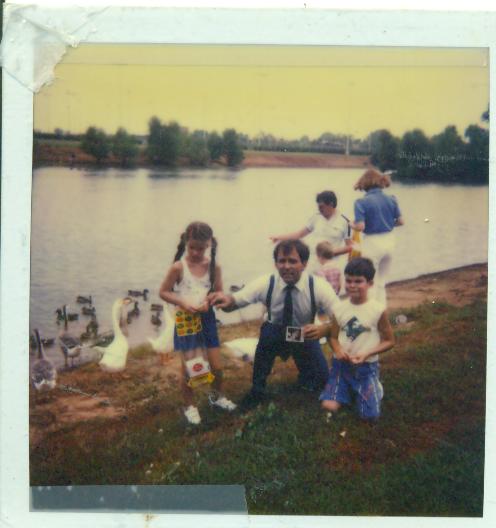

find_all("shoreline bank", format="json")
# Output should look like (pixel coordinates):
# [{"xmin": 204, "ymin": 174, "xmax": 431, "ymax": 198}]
[{"xmin": 34, "ymin": 144, "xmax": 371, "ymax": 170}]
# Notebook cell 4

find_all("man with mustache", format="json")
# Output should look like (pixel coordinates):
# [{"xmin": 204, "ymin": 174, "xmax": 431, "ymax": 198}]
[{"xmin": 208, "ymin": 239, "xmax": 340, "ymax": 411}]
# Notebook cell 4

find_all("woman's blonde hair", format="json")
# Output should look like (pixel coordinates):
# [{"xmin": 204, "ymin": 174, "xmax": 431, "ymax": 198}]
[{"xmin": 354, "ymin": 168, "xmax": 391, "ymax": 191}]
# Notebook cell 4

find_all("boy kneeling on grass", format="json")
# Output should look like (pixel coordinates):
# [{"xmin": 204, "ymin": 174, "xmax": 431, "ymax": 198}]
[{"xmin": 318, "ymin": 257, "xmax": 395, "ymax": 421}]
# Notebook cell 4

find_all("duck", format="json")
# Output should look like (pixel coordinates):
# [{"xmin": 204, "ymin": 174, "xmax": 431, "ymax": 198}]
[
  {"xmin": 77, "ymin": 295, "xmax": 93, "ymax": 305},
  {"xmin": 151, "ymin": 312, "xmax": 162, "ymax": 327},
  {"xmin": 63, "ymin": 305, "xmax": 79, "ymax": 321},
  {"xmin": 81, "ymin": 305, "xmax": 96, "ymax": 316},
  {"xmin": 222, "ymin": 337, "xmax": 258, "ymax": 363},
  {"xmin": 148, "ymin": 305, "xmax": 174, "ymax": 355},
  {"xmin": 128, "ymin": 288, "xmax": 149, "ymax": 301},
  {"xmin": 80, "ymin": 314, "xmax": 99, "ymax": 341},
  {"xmin": 31, "ymin": 328, "xmax": 57, "ymax": 390},
  {"xmin": 96, "ymin": 297, "xmax": 133, "ymax": 372},
  {"xmin": 59, "ymin": 306, "xmax": 82, "ymax": 367},
  {"xmin": 150, "ymin": 303, "xmax": 163, "ymax": 312},
  {"xmin": 129, "ymin": 301, "xmax": 140, "ymax": 317},
  {"xmin": 55, "ymin": 308, "xmax": 65, "ymax": 323}
]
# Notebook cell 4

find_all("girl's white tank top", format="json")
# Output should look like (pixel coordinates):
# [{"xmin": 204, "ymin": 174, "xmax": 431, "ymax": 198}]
[{"xmin": 175, "ymin": 256, "xmax": 211, "ymax": 306}]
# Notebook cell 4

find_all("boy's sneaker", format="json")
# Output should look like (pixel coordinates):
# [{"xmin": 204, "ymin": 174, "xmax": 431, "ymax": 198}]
[
  {"xmin": 184, "ymin": 405, "xmax": 201, "ymax": 425},
  {"xmin": 209, "ymin": 394, "xmax": 237, "ymax": 411}
]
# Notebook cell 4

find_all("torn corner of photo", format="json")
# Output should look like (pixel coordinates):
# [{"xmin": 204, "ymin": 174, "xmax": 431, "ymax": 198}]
[{"xmin": 0, "ymin": 4, "xmax": 107, "ymax": 93}]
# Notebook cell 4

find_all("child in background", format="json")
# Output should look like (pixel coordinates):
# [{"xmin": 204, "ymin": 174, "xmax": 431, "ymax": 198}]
[
  {"xmin": 314, "ymin": 241, "xmax": 341, "ymax": 296},
  {"xmin": 318, "ymin": 257, "xmax": 395, "ymax": 421},
  {"xmin": 159, "ymin": 221, "xmax": 236, "ymax": 425}
]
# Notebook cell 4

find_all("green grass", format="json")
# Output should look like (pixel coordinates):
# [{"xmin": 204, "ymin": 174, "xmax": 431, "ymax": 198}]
[{"xmin": 30, "ymin": 299, "xmax": 486, "ymax": 516}]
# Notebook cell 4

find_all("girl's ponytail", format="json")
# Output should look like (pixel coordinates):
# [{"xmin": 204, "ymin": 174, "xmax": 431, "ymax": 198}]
[
  {"xmin": 209, "ymin": 236, "xmax": 217, "ymax": 293},
  {"xmin": 173, "ymin": 232, "xmax": 187, "ymax": 262}
]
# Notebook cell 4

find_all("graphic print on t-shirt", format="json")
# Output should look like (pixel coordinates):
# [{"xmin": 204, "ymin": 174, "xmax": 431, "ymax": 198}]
[{"xmin": 343, "ymin": 316, "xmax": 369, "ymax": 341}]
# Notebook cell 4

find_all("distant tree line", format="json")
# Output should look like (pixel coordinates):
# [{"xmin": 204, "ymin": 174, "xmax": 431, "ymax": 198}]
[
  {"xmin": 34, "ymin": 105, "xmax": 489, "ymax": 180},
  {"xmin": 369, "ymin": 107, "xmax": 489, "ymax": 184},
  {"xmin": 40, "ymin": 118, "xmax": 244, "ymax": 168}
]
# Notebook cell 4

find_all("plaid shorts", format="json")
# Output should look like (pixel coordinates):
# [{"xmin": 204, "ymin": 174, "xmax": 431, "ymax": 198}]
[{"xmin": 319, "ymin": 358, "xmax": 384, "ymax": 420}]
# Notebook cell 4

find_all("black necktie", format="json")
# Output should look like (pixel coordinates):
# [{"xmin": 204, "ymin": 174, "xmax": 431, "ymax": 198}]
[{"xmin": 282, "ymin": 285, "xmax": 294, "ymax": 326}]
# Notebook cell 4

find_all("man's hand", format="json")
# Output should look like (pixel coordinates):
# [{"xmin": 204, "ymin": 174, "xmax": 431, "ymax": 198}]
[
  {"xmin": 207, "ymin": 292, "xmax": 234, "ymax": 310},
  {"xmin": 303, "ymin": 323, "xmax": 329, "ymax": 340}
]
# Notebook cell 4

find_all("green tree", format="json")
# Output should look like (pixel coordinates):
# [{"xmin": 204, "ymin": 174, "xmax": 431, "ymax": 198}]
[
  {"xmin": 112, "ymin": 127, "xmax": 139, "ymax": 166},
  {"xmin": 369, "ymin": 129, "xmax": 399, "ymax": 171},
  {"xmin": 81, "ymin": 126, "xmax": 110, "ymax": 163},
  {"xmin": 207, "ymin": 131, "xmax": 224, "ymax": 161},
  {"xmin": 430, "ymin": 126, "xmax": 465, "ymax": 181},
  {"xmin": 145, "ymin": 117, "xmax": 182, "ymax": 166},
  {"xmin": 184, "ymin": 131, "xmax": 210, "ymax": 167},
  {"xmin": 397, "ymin": 128, "xmax": 432, "ymax": 180},
  {"xmin": 464, "ymin": 125, "xmax": 489, "ymax": 183},
  {"xmin": 223, "ymin": 128, "xmax": 244, "ymax": 167}
]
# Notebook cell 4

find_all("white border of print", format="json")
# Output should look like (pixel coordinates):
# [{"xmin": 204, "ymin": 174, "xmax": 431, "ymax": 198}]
[{"xmin": 1, "ymin": 1, "xmax": 495, "ymax": 528}]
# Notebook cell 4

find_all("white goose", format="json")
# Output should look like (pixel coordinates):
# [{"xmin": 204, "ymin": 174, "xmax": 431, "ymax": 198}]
[
  {"xmin": 148, "ymin": 304, "xmax": 174, "ymax": 357},
  {"xmin": 96, "ymin": 297, "xmax": 132, "ymax": 372},
  {"xmin": 31, "ymin": 329, "xmax": 57, "ymax": 390},
  {"xmin": 222, "ymin": 337, "xmax": 258, "ymax": 363}
]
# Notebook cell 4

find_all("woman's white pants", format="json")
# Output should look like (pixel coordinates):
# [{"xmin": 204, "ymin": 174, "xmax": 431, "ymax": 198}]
[{"xmin": 361, "ymin": 231, "xmax": 396, "ymax": 306}]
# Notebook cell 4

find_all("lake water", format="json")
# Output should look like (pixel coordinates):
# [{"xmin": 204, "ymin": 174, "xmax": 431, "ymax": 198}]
[{"xmin": 30, "ymin": 166, "xmax": 488, "ymax": 365}]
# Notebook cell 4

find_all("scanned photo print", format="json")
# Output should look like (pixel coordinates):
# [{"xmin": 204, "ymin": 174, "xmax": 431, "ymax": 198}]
[{"xmin": 26, "ymin": 40, "xmax": 489, "ymax": 517}]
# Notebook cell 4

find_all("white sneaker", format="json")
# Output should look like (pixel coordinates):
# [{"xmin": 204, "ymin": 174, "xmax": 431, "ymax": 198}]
[
  {"xmin": 184, "ymin": 405, "xmax": 201, "ymax": 425},
  {"xmin": 210, "ymin": 395, "xmax": 237, "ymax": 411}
]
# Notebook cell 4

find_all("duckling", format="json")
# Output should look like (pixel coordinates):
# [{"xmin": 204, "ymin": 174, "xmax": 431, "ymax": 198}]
[
  {"xmin": 151, "ymin": 312, "xmax": 162, "ymax": 327},
  {"xmin": 41, "ymin": 337, "xmax": 55, "ymax": 347},
  {"xmin": 150, "ymin": 303, "xmax": 164, "ymax": 312},
  {"xmin": 81, "ymin": 305, "xmax": 96, "ymax": 316},
  {"xmin": 128, "ymin": 288, "xmax": 149, "ymax": 301},
  {"xmin": 96, "ymin": 297, "xmax": 133, "ymax": 372},
  {"xmin": 31, "ymin": 329, "xmax": 57, "ymax": 391},
  {"xmin": 77, "ymin": 295, "xmax": 93, "ymax": 305}
]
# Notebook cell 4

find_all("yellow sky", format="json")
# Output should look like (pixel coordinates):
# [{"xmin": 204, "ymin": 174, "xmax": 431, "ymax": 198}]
[{"xmin": 34, "ymin": 44, "xmax": 489, "ymax": 140}]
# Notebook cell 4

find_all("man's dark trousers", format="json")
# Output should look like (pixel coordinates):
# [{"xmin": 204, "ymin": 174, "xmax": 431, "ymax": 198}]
[{"xmin": 251, "ymin": 321, "xmax": 329, "ymax": 394}]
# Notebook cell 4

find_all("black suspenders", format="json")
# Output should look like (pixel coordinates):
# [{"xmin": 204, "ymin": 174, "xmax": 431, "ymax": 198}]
[{"xmin": 266, "ymin": 274, "xmax": 317, "ymax": 323}]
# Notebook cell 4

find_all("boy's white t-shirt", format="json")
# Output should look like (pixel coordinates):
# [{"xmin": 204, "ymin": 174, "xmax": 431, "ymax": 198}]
[{"xmin": 333, "ymin": 298, "xmax": 385, "ymax": 363}]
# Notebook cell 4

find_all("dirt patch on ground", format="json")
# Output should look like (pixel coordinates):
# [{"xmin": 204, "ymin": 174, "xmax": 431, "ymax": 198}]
[
  {"xmin": 243, "ymin": 150, "xmax": 371, "ymax": 168},
  {"xmin": 387, "ymin": 263, "xmax": 487, "ymax": 311}
]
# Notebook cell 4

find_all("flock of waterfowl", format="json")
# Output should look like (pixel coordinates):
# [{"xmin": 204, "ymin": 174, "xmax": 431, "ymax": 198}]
[
  {"xmin": 30, "ymin": 289, "xmax": 174, "ymax": 392},
  {"xmin": 30, "ymin": 284, "xmax": 255, "ymax": 394}
]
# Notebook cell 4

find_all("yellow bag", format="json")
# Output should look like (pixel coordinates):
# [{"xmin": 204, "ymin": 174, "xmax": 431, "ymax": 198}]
[{"xmin": 349, "ymin": 229, "xmax": 362, "ymax": 260}]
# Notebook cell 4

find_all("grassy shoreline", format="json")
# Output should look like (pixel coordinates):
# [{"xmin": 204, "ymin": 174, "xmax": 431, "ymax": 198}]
[{"xmin": 30, "ymin": 263, "xmax": 488, "ymax": 516}]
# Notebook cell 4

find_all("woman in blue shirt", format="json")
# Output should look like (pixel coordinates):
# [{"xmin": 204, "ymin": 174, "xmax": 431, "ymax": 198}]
[{"xmin": 351, "ymin": 169, "xmax": 404, "ymax": 305}]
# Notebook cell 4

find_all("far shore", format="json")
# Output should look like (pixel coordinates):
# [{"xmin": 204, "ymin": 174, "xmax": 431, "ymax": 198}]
[{"xmin": 34, "ymin": 143, "xmax": 372, "ymax": 170}]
